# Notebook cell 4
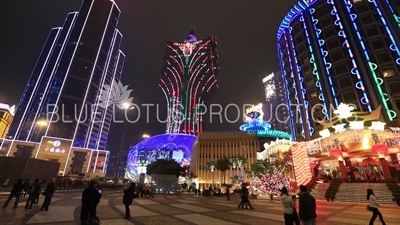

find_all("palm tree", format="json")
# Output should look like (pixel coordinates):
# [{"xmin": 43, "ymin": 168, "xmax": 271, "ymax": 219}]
[
  {"xmin": 206, "ymin": 161, "xmax": 217, "ymax": 184},
  {"xmin": 215, "ymin": 157, "xmax": 231, "ymax": 184}
]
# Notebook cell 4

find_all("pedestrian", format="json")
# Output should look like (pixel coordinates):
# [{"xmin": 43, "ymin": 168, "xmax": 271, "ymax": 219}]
[
  {"xmin": 237, "ymin": 183, "xmax": 254, "ymax": 210},
  {"xmin": 367, "ymin": 188, "xmax": 386, "ymax": 225},
  {"xmin": 298, "ymin": 185, "xmax": 317, "ymax": 225},
  {"xmin": 2, "ymin": 179, "xmax": 24, "ymax": 208},
  {"xmin": 80, "ymin": 180, "xmax": 102, "ymax": 225},
  {"xmin": 123, "ymin": 182, "xmax": 136, "ymax": 219},
  {"xmin": 40, "ymin": 177, "xmax": 56, "ymax": 211},
  {"xmin": 280, "ymin": 187, "xmax": 300, "ymax": 225},
  {"xmin": 226, "ymin": 186, "xmax": 230, "ymax": 201},
  {"xmin": 25, "ymin": 179, "xmax": 41, "ymax": 209}
]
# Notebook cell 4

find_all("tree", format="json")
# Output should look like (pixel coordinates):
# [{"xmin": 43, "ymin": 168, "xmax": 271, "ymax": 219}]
[
  {"xmin": 250, "ymin": 168, "xmax": 293, "ymax": 195},
  {"xmin": 146, "ymin": 159, "xmax": 184, "ymax": 177},
  {"xmin": 215, "ymin": 157, "xmax": 231, "ymax": 184}
]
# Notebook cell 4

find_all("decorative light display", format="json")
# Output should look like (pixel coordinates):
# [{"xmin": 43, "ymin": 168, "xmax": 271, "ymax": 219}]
[
  {"xmin": 250, "ymin": 169, "xmax": 293, "ymax": 195},
  {"xmin": 384, "ymin": 0, "xmax": 400, "ymax": 28},
  {"xmin": 333, "ymin": 103, "xmax": 355, "ymax": 119},
  {"xmin": 126, "ymin": 133, "xmax": 196, "ymax": 176},
  {"xmin": 277, "ymin": 44, "xmax": 296, "ymax": 138},
  {"xmin": 289, "ymin": 27, "xmax": 314, "ymax": 136},
  {"xmin": 299, "ymin": 14, "xmax": 329, "ymax": 118},
  {"xmin": 258, "ymin": 139, "xmax": 294, "ymax": 159},
  {"xmin": 319, "ymin": 129, "xmax": 331, "ymax": 138},
  {"xmin": 308, "ymin": 9, "xmax": 339, "ymax": 108},
  {"xmin": 341, "ymin": 0, "xmax": 395, "ymax": 120},
  {"xmin": 160, "ymin": 29, "xmax": 219, "ymax": 135},
  {"xmin": 369, "ymin": 121, "xmax": 386, "ymax": 131},
  {"xmin": 263, "ymin": 73, "xmax": 276, "ymax": 100},
  {"xmin": 283, "ymin": 32, "xmax": 306, "ymax": 138},
  {"xmin": 349, "ymin": 121, "xmax": 364, "ymax": 130},
  {"xmin": 290, "ymin": 142, "xmax": 312, "ymax": 186},
  {"xmin": 239, "ymin": 104, "xmax": 292, "ymax": 139},
  {"xmin": 368, "ymin": 0, "xmax": 400, "ymax": 65},
  {"xmin": 328, "ymin": 0, "xmax": 372, "ymax": 112},
  {"xmin": 333, "ymin": 123, "xmax": 346, "ymax": 133}
]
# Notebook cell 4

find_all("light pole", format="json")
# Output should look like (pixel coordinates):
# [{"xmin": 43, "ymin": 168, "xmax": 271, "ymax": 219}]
[
  {"xmin": 142, "ymin": 134, "xmax": 150, "ymax": 139},
  {"xmin": 210, "ymin": 165, "xmax": 215, "ymax": 185},
  {"xmin": 115, "ymin": 102, "xmax": 134, "ymax": 178}
]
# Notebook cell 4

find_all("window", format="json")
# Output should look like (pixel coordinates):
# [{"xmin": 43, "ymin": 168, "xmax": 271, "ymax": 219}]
[
  {"xmin": 360, "ymin": 14, "xmax": 375, "ymax": 24},
  {"xmin": 330, "ymin": 51, "xmax": 343, "ymax": 62},
  {"xmin": 371, "ymin": 39, "xmax": 386, "ymax": 49},
  {"xmin": 323, "ymin": 29, "xmax": 336, "ymax": 39},
  {"xmin": 316, "ymin": 6, "xmax": 329, "ymax": 17},
  {"xmin": 327, "ymin": 39, "xmax": 340, "ymax": 49},
  {"xmin": 339, "ymin": 77, "xmax": 353, "ymax": 89},
  {"xmin": 355, "ymin": 3, "xmax": 370, "ymax": 13},
  {"xmin": 396, "ymin": 99, "xmax": 400, "ymax": 111},
  {"xmin": 388, "ymin": 82, "xmax": 400, "ymax": 95},
  {"xmin": 310, "ymin": 91, "xmax": 318, "ymax": 99},
  {"xmin": 320, "ymin": 18, "xmax": 332, "ymax": 27},
  {"xmin": 298, "ymin": 44, "xmax": 307, "ymax": 53},
  {"xmin": 383, "ymin": 69, "xmax": 395, "ymax": 78},
  {"xmin": 376, "ymin": 53, "xmax": 392, "ymax": 64},
  {"xmin": 334, "ymin": 63, "xmax": 348, "ymax": 75},
  {"xmin": 365, "ymin": 27, "xmax": 380, "ymax": 36}
]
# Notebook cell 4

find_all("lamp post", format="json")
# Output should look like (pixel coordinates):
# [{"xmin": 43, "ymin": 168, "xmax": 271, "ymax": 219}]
[
  {"xmin": 210, "ymin": 165, "xmax": 215, "ymax": 185},
  {"xmin": 142, "ymin": 134, "xmax": 150, "ymax": 139},
  {"xmin": 115, "ymin": 102, "xmax": 134, "ymax": 178}
]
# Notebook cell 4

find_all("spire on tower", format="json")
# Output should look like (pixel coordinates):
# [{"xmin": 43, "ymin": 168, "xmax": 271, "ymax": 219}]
[{"xmin": 190, "ymin": 25, "xmax": 194, "ymax": 35}]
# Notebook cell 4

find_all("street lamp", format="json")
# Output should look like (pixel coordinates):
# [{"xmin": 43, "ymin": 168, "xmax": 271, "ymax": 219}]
[
  {"xmin": 142, "ymin": 134, "xmax": 150, "ymax": 139},
  {"xmin": 116, "ymin": 102, "xmax": 134, "ymax": 178},
  {"xmin": 35, "ymin": 120, "xmax": 48, "ymax": 142},
  {"xmin": 122, "ymin": 102, "xmax": 134, "ymax": 110}
]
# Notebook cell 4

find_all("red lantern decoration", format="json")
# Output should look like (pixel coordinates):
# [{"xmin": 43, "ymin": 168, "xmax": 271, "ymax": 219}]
[
  {"xmin": 371, "ymin": 144, "xmax": 389, "ymax": 154},
  {"xmin": 360, "ymin": 158, "xmax": 379, "ymax": 166},
  {"xmin": 329, "ymin": 148, "xmax": 342, "ymax": 157},
  {"xmin": 310, "ymin": 162, "xmax": 317, "ymax": 169}
]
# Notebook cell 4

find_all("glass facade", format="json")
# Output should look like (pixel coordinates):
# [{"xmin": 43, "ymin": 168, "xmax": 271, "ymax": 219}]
[
  {"xmin": 277, "ymin": 0, "xmax": 400, "ymax": 141},
  {"xmin": 7, "ymin": 0, "xmax": 125, "ymax": 151}
]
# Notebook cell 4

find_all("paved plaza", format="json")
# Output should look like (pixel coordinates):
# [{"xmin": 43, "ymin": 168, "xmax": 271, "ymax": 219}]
[{"xmin": 1, "ymin": 191, "xmax": 399, "ymax": 225}]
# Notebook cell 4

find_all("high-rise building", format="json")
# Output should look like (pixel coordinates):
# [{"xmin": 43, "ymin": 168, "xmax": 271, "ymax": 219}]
[
  {"xmin": 7, "ymin": 0, "xmax": 125, "ymax": 150},
  {"xmin": 262, "ymin": 72, "xmax": 291, "ymax": 134},
  {"xmin": 160, "ymin": 29, "xmax": 220, "ymax": 135},
  {"xmin": 277, "ymin": 0, "xmax": 400, "ymax": 141},
  {"xmin": 0, "ymin": 103, "xmax": 15, "ymax": 139}
]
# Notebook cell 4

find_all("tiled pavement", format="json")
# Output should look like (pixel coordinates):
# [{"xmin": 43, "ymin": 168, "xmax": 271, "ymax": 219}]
[{"xmin": 1, "ymin": 192, "xmax": 399, "ymax": 225}]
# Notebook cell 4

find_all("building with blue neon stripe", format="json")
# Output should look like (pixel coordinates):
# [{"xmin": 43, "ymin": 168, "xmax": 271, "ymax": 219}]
[
  {"xmin": 277, "ymin": 0, "xmax": 400, "ymax": 141},
  {"xmin": 7, "ymin": 0, "xmax": 125, "ymax": 151}
]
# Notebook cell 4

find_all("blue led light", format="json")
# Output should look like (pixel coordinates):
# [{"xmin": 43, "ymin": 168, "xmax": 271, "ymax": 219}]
[
  {"xmin": 248, "ymin": 130, "xmax": 292, "ymax": 140},
  {"xmin": 341, "ymin": 0, "xmax": 395, "ymax": 120},
  {"xmin": 369, "ymin": 0, "xmax": 400, "ymax": 66},
  {"xmin": 278, "ymin": 43, "xmax": 296, "ymax": 139},
  {"xmin": 289, "ymin": 28, "xmax": 314, "ymax": 136},
  {"xmin": 277, "ymin": 0, "xmax": 318, "ymax": 39},
  {"xmin": 384, "ymin": 0, "xmax": 400, "ymax": 28},
  {"xmin": 126, "ymin": 134, "xmax": 196, "ymax": 175},
  {"xmin": 308, "ymin": 9, "xmax": 339, "ymax": 108},
  {"xmin": 283, "ymin": 31, "xmax": 306, "ymax": 138},
  {"xmin": 327, "ymin": 0, "xmax": 372, "ymax": 112},
  {"xmin": 239, "ymin": 121, "xmax": 272, "ymax": 132}
]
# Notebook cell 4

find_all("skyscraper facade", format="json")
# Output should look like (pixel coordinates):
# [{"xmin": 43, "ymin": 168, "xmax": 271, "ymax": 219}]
[
  {"xmin": 262, "ymin": 72, "xmax": 291, "ymax": 134},
  {"xmin": 277, "ymin": 0, "xmax": 400, "ymax": 141},
  {"xmin": 7, "ymin": 0, "xmax": 125, "ymax": 150},
  {"xmin": 160, "ymin": 29, "xmax": 220, "ymax": 135}
]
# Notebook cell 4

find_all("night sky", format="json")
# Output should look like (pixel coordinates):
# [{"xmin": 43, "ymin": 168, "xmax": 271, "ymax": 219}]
[{"xmin": 0, "ymin": 0, "xmax": 297, "ymax": 152}]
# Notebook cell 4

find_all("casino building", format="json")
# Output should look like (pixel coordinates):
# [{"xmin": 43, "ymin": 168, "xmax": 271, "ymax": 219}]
[{"xmin": 277, "ymin": 0, "xmax": 400, "ymax": 141}]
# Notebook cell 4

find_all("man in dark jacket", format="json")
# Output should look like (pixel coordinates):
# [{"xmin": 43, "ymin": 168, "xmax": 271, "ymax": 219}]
[
  {"xmin": 40, "ymin": 177, "xmax": 56, "ymax": 211},
  {"xmin": 123, "ymin": 182, "xmax": 136, "ymax": 219},
  {"xmin": 2, "ymin": 179, "xmax": 24, "ymax": 208},
  {"xmin": 80, "ymin": 180, "xmax": 102, "ymax": 224},
  {"xmin": 298, "ymin": 185, "xmax": 317, "ymax": 225},
  {"xmin": 25, "ymin": 179, "xmax": 41, "ymax": 209}
]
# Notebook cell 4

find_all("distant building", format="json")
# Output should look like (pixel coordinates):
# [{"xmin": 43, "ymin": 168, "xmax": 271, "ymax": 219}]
[
  {"xmin": 190, "ymin": 131, "xmax": 259, "ymax": 190},
  {"xmin": 263, "ymin": 72, "xmax": 291, "ymax": 134},
  {"xmin": 0, "ymin": 103, "xmax": 15, "ymax": 139}
]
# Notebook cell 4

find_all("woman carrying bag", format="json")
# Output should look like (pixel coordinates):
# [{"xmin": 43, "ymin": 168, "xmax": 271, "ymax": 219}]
[
  {"xmin": 280, "ymin": 187, "xmax": 300, "ymax": 225},
  {"xmin": 123, "ymin": 182, "xmax": 136, "ymax": 219},
  {"xmin": 367, "ymin": 189, "xmax": 386, "ymax": 225}
]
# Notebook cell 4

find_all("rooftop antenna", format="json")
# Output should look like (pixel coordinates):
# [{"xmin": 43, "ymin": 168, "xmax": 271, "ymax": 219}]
[{"xmin": 190, "ymin": 25, "xmax": 194, "ymax": 35}]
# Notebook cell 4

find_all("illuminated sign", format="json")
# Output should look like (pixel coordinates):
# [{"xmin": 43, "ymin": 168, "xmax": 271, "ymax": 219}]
[
  {"xmin": 262, "ymin": 73, "xmax": 274, "ymax": 83},
  {"xmin": 0, "ymin": 103, "xmax": 16, "ymax": 116},
  {"xmin": 39, "ymin": 137, "xmax": 73, "ymax": 154}
]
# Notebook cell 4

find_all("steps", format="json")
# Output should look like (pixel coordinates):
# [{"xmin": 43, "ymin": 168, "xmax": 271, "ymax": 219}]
[
  {"xmin": 310, "ymin": 183, "xmax": 329, "ymax": 200},
  {"xmin": 335, "ymin": 183, "xmax": 395, "ymax": 205}
]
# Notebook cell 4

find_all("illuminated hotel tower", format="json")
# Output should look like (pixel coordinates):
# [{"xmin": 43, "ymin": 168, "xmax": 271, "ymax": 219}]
[
  {"xmin": 7, "ymin": 0, "xmax": 125, "ymax": 150},
  {"xmin": 263, "ymin": 72, "xmax": 291, "ymax": 134},
  {"xmin": 160, "ymin": 29, "xmax": 220, "ymax": 135},
  {"xmin": 277, "ymin": 0, "xmax": 400, "ymax": 141}
]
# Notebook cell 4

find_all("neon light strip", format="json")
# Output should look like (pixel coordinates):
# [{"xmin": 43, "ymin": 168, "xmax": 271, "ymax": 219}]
[
  {"xmin": 14, "ymin": 28, "xmax": 62, "ymax": 140},
  {"xmin": 385, "ymin": 0, "xmax": 400, "ymax": 27},
  {"xmin": 342, "ymin": 0, "xmax": 395, "ymax": 120},
  {"xmin": 278, "ymin": 44, "xmax": 296, "ymax": 139},
  {"xmin": 308, "ymin": 9, "xmax": 339, "ymax": 108},
  {"xmin": 277, "ymin": 0, "xmax": 318, "ymax": 39},
  {"xmin": 299, "ymin": 13, "xmax": 329, "ymax": 118},
  {"xmin": 369, "ymin": 0, "xmax": 400, "ymax": 65},
  {"xmin": 28, "ymin": 13, "xmax": 78, "ymax": 141},
  {"xmin": 87, "ymin": 29, "xmax": 120, "ymax": 149},
  {"xmin": 283, "ymin": 32, "xmax": 305, "ymax": 138},
  {"xmin": 44, "ymin": 0, "xmax": 95, "ymax": 136},
  {"xmin": 328, "ymin": 0, "xmax": 372, "ymax": 112},
  {"xmin": 289, "ymin": 28, "xmax": 314, "ymax": 136},
  {"xmin": 71, "ymin": 4, "xmax": 115, "ymax": 144},
  {"xmin": 93, "ymin": 151, "xmax": 100, "ymax": 173},
  {"xmin": 96, "ymin": 38, "xmax": 124, "ymax": 150}
]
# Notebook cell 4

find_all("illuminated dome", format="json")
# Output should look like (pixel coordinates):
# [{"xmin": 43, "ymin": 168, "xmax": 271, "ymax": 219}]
[
  {"xmin": 126, "ymin": 133, "xmax": 196, "ymax": 175},
  {"xmin": 185, "ymin": 34, "xmax": 197, "ymax": 43}
]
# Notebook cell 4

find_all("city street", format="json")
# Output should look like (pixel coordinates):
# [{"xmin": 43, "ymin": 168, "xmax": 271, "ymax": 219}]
[{"xmin": 1, "ymin": 191, "xmax": 399, "ymax": 225}]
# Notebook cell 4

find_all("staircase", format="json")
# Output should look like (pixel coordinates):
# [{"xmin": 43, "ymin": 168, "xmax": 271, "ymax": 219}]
[
  {"xmin": 335, "ymin": 183, "xmax": 395, "ymax": 205},
  {"xmin": 310, "ymin": 183, "xmax": 329, "ymax": 200}
]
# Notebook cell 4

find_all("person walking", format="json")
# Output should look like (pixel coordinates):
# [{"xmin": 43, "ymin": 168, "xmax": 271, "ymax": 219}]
[
  {"xmin": 226, "ymin": 186, "xmax": 230, "ymax": 201},
  {"xmin": 367, "ymin": 188, "xmax": 386, "ymax": 225},
  {"xmin": 2, "ymin": 179, "xmax": 24, "ymax": 209},
  {"xmin": 40, "ymin": 177, "xmax": 55, "ymax": 211},
  {"xmin": 298, "ymin": 185, "xmax": 317, "ymax": 225},
  {"xmin": 25, "ymin": 179, "xmax": 41, "ymax": 209},
  {"xmin": 80, "ymin": 180, "xmax": 102, "ymax": 225},
  {"xmin": 280, "ymin": 187, "xmax": 300, "ymax": 225},
  {"xmin": 123, "ymin": 182, "xmax": 136, "ymax": 219},
  {"xmin": 237, "ymin": 183, "xmax": 254, "ymax": 210}
]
